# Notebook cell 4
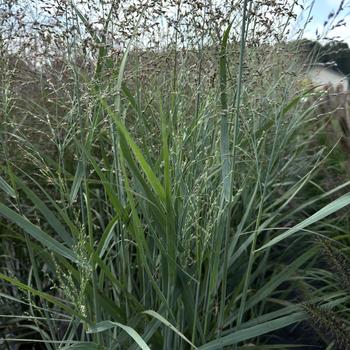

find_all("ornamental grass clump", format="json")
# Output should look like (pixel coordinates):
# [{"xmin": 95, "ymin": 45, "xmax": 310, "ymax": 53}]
[{"xmin": 1, "ymin": 1, "xmax": 350, "ymax": 349}]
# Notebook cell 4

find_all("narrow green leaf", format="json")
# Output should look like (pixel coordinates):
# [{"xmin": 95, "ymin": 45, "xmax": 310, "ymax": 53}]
[
  {"xmin": 95, "ymin": 214, "xmax": 119, "ymax": 258},
  {"xmin": 226, "ymin": 247, "xmax": 317, "ymax": 326},
  {"xmin": 119, "ymin": 120, "xmax": 165, "ymax": 201},
  {"xmin": 0, "ymin": 273, "xmax": 78, "ymax": 317},
  {"xmin": 0, "ymin": 175, "xmax": 16, "ymax": 198},
  {"xmin": 69, "ymin": 161, "xmax": 84, "ymax": 205},
  {"xmin": 122, "ymin": 82, "xmax": 141, "ymax": 116},
  {"xmin": 87, "ymin": 321, "xmax": 150, "ymax": 350},
  {"xmin": 101, "ymin": 100, "xmax": 166, "ymax": 202},
  {"xmin": 199, "ymin": 312, "xmax": 308, "ymax": 349},
  {"xmin": 257, "ymin": 193, "xmax": 350, "ymax": 251},
  {"xmin": 219, "ymin": 22, "xmax": 233, "ymax": 202},
  {"xmin": 0, "ymin": 203, "xmax": 79, "ymax": 264},
  {"xmin": 79, "ymin": 145, "xmax": 126, "ymax": 217},
  {"xmin": 160, "ymin": 98, "xmax": 177, "ymax": 285},
  {"xmin": 119, "ymin": 149, "xmax": 171, "ymax": 315},
  {"xmin": 143, "ymin": 310, "xmax": 198, "ymax": 349},
  {"xmin": 15, "ymin": 177, "xmax": 73, "ymax": 245},
  {"xmin": 118, "ymin": 133, "xmax": 164, "ymax": 215}
]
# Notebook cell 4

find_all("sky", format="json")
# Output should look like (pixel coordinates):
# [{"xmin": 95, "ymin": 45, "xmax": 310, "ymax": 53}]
[{"xmin": 302, "ymin": 0, "xmax": 350, "ymax": 44}]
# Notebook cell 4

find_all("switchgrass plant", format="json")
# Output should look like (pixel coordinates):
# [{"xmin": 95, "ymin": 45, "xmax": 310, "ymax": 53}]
[{"xmin": 1, "ymin": 1, "xmax": 350, "ymax": 349}]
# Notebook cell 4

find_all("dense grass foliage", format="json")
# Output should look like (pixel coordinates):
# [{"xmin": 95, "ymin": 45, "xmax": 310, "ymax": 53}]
[{"xmin": 1, "ymin": 1, "xmax": 350, "ymax": 349}]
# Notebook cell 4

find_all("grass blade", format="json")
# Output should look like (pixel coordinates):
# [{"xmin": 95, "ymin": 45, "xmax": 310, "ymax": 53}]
[
  {"xmin": 0, "ymin": 203, "xmax": 79, "ymax": 264},
  {"xmin": 199, "ymin": 312, "xmax": 308, "ymax": 349},
  {"xmin": 0, "ymin": 175, "xmax": 16, "ymax": 198},
  {"xmin": 144, "ymin": 310, "xmax": 198, "ymax": 349},
  {"xmin": 257, "ymin": 193, "xmax": 350, "ymax": 251},
  {"xmin": 88, "ymin": 321, "xmax": 151, "ymax": 350}
]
